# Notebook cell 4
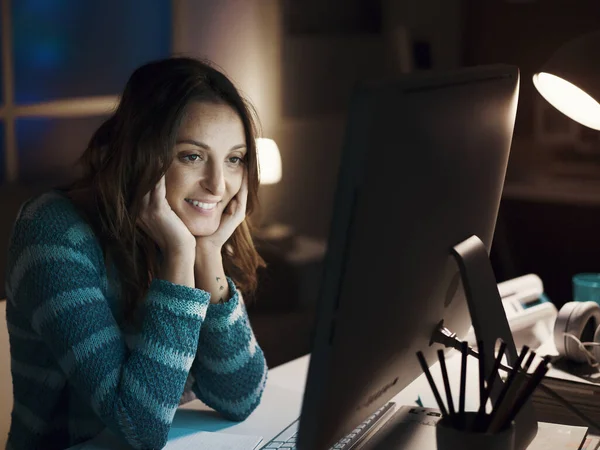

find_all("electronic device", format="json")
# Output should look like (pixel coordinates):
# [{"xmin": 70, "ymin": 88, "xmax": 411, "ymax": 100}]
[
  {"xmin": 464, "ymin": 274, "xmax": 558, "ymax": 348},
  {"xmin": 492, "ymin": 274, "xmax": 600, "ymax": 367},
  {"xmin": 262, "ymin": 401, "xmax": 397, "ymax": 450},
  {"xmin": 554, "ymin": 300, "xmax": 600, "ymax": 365},
  {"xmin": 261, "ymin": 64, "xmax": 537, "ymax": 450}
]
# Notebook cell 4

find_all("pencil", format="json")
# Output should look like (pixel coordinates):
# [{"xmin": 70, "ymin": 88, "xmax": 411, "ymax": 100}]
[
  {"xmin": 478, "ymin": 340, "xmax": 507, "ymax": 415},
  {"xmin": 486, "ymin": 345, "xmax": 530, "ymax": 431},
  {"xmin": 487, "ymin": 363, "xmax": 531, "ymax": 432},
  {"xmin": 459, "ymin": 341, "xmax": 468, "ymax": 421},
  {"xmin": 493, "ymin": 348, "xmax": 539, "ymax": 426},
  {"xmin": 521, "ymin": 350, "xmax": 537, "ymax": 372},
  {"xmin": 416, "ymin": 351, "xmax": 448, "ymax": 417},
  {"xmin": 477, "ymin": 340, "xmax": 485, "ymax": 413},
  {"xmin": 498, "ymin": 356, "xmax": 551, "ymax": 431},
  {"xmin": 488, "ymin": 349, "xmax": 539, "ymax": 430},
  {"xmin": 437, "ymin": 349, "xmax": 455, "ymax": 417}
]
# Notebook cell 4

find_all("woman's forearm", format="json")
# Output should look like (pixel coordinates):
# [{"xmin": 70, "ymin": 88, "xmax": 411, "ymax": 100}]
[
  {"xmin": 189, "ymin": 275, "xmax": 267, "ymax": 420},
  {"xmin": 194, "ymin": 250, "xmax": 230, "ymax": 303}
]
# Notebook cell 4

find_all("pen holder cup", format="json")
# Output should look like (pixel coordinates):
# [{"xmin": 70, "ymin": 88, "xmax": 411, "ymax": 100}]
[{"xmin": 436, "ymin": 412, "xmax": 515, "ymax": 450}]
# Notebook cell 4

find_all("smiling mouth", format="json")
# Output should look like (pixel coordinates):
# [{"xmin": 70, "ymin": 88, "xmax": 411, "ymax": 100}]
[{"xmin": 184, "ymin": 198, "xmax": 217, "ymax": 210}]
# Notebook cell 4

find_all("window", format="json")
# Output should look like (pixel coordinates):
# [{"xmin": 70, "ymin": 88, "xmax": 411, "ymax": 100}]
[{"xmin": 1, "ymin": 0, "xmax": 172, "ymax": 184}]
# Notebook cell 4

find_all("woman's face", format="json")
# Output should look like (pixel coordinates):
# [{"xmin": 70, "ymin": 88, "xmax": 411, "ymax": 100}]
[{"xmin": 165, "ymin": 101, "xmax": 247, "ymax": 237}]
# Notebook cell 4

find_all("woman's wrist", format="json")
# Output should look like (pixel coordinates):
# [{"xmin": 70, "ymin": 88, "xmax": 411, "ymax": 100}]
[
  {"xmin": 195, "ymin": 240, "xmax": 222, "ymax": 259},
  {"xmin": 160, "ymin": 250, "xmax": 196, "ymax": 288},
  {"xmin": 163, "ymin": 237, "xmax": 197, "ymax": 258},
  {"xmin": 194, "ymin": 250, "xmax": 230, "ymax": 303}
]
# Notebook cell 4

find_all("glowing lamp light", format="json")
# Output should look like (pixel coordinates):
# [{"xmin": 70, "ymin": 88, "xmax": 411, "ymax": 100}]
[
  {"xmin": 256, "ymin": 138, "xmax": 282, "ymax": 185},
  {"xmin": 533, "ymin": 72, "xmax": 600, "ymax": 131},
  {"xmin": 533, "ymin": 30, "xmax": 600, "ymax": 130}
]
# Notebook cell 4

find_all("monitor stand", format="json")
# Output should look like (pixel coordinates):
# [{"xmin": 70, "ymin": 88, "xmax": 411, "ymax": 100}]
[{"xmin": 451, "ymin": 235, "xmax": 538, "ymax": 450}]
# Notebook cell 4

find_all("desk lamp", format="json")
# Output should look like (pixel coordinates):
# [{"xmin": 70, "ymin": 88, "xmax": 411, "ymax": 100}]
[
  {"xmin": 256, "ymin": 138, "xmax": 294, "ymax": 245},
  {"xmin": 533, "ymin": 30, "xmax": 600, "ymax": 130},
  {"xmin": 257, "ymin": 138, "xmax": 282, "ymax": 185}
]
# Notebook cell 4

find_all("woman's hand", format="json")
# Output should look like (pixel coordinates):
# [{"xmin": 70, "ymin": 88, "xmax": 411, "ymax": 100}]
[
  {"xmin": 138, "ymin": 176, "xmax": 196, "ymax": 287},
  {"xmin": 196, "ymin": 169, "xmax": 248, "ymax": 257},
  {"xmin": 138, "ymin": 175, "xmax": 197, "ymax": 258},
  {"xmin": 193, "ymin": 170, "xmax": 247, "ymax": 300}
]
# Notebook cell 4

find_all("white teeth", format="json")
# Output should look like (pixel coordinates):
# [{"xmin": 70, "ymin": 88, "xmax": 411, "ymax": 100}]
[{"xmin": 186, "ymin": 199, "xmax": 216, "ymax": 210}]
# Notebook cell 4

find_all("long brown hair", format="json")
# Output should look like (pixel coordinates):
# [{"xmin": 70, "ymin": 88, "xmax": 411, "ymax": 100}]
[{"xmin": 67, "ymin": 57, "xmax": 265, "ymax": 321}]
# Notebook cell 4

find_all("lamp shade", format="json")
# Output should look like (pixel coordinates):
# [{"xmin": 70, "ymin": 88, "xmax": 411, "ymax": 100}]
[
  {"xmin": 533, "ymin": 30, "xmax": 600, "ymax": 130},
  {"xmin": 256, "ymin": 138, "xmax": 282, "ymax": 185}
]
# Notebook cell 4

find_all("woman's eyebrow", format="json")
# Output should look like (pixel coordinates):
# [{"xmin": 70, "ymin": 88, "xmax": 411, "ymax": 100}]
[{"xmin": 176, "ymin": 139, "xmax": 246, "ymax": 151}]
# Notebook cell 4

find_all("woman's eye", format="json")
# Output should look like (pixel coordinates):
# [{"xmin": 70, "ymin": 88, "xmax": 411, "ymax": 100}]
[
  {"xmin": 182, "ymin": 154, "xmax": 201, "ymax": 163},
  {"xmin": 228, "ymin": 156, "xmax": 244, "ymax": 165}
]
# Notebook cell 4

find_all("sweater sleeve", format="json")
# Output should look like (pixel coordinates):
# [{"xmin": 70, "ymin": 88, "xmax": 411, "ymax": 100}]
[
  {"xmin": 189, "ymin": 277, "xmax": 268, "ymax": 420},
  {"xmin": 6, "ymin": 197, "xmax": 210, "ymax": 450}
]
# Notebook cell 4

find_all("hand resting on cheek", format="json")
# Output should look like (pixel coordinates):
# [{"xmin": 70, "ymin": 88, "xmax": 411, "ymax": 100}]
[{"xmin": 195, "ymin": 168, "xmax": 248, "ymax": 257}]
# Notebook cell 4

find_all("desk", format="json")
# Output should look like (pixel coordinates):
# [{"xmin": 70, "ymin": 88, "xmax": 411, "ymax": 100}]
[
  {"xmin": 257, "ymin": 353, "xmax": 593, "ymax": 449},
  {"xmin": 174, "ymin": 352, "xmax": 482, "ymax": 446},
  {"xmin": 67, "ymin": 357, "xmax": 308, "ymax": 449},
  {"xmin": 71, "ymin": 351, "xmax": 593, "ymax": 449},
  {"xmin": 67, "ymin": 351, "xmax": 495, "ymax": 449}
]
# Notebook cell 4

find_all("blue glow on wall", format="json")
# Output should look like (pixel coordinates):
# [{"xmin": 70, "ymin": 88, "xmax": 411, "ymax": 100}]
[
  {"xmin": 13, "ymin": 0, "xmax": 172, "ymax": 104},
  {"xmin": 16, "ymin": 116, "xmax": 108, "ymax": 182}
]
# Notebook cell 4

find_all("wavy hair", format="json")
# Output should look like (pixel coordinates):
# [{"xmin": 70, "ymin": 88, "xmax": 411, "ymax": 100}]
[{"xmin": 67, "ymin": 57, "xmax": 265, "ymax": 321}]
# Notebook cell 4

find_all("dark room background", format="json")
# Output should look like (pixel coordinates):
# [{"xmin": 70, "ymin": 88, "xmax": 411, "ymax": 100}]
[{"xmin": 1, "ymin": 0, "xmax": 600, "ymax": 356}]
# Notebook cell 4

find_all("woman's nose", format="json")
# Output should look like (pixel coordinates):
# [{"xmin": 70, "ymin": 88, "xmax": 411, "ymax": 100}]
[{"xmin": 201, "ymin": 164, "xmax": 225, "ymax": 196}]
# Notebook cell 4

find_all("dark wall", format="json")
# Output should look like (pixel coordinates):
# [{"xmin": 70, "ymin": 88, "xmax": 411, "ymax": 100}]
[
  {"xmin": 463, "ymin": 0, "xmax": 600, "ymax": 138},
  {"xmin": 494, "ymin": 198, "xmax": 600, "ymax": 308},
  {"xmin": 465, "ymin": 1, "xmax": 600, "ymax": 305}
]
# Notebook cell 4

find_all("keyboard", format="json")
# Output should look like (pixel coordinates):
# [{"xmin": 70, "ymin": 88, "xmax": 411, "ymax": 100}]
[{"xmin": 261, "ymin": 401, "xmax": 396, "ymax": 449}]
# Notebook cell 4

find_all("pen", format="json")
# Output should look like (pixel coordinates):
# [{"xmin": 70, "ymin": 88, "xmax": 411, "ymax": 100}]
[
  {"xmin": 475, "ymin": 340, "xmax": 507, "ymax": 429},
  {"xmin": 497, "ymin": 355, "xmax": 551, "ymax": 432},
  {"xmin": 437, "ymin": 349, "xmax": 455, "ymax": 418},
  {"xmin": 477, "ymin": 341, "xmax": 485, "ymax": 415},
  {"xmin": 416, "ymin": 351, "xmax": 448, "ymax": 417},
  {"xmin": 486, "ymin": 345, "xmax": 530, "ymax": 432},
  {"xmin": 459, "ymin": 341, "xmax": 468, "ymax": 423}
]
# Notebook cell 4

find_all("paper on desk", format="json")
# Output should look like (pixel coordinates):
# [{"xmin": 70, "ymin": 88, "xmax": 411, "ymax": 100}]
[
  {"xmin": 73, "ymin": 428, "xmax": 262, "ymax": 450},
  {"xmin": 165, "ymin": 428, "xmax": 263, "ymax": 450}
]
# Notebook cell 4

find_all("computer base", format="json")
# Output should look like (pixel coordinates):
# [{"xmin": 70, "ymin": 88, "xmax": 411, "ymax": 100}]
[{"xmin": 450, "ymin": 235, "xmax": 538, "ymax": 450}]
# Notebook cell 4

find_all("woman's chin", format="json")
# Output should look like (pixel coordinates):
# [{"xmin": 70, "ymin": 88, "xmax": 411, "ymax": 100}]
[{"xmin": 189, "ymin": 224, "xmax": 219, "ymax": 237}]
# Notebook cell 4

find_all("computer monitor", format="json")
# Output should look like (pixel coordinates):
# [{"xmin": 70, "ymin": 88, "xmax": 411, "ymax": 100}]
[{"xmin": 296, "ymin": 65, "xmax": 534, "ymax": 449}]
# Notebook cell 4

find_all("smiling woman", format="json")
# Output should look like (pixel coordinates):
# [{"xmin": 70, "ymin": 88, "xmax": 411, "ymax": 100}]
[
  {"xmin": 166, "ymin": 102, "xmax": 247, "ymax": 238},
  {"xmin": 4, "ymin": 57, "xmax": 267, "ymax": 450}
]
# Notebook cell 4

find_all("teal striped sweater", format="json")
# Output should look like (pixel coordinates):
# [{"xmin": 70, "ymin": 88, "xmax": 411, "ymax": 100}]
[{"xmin": 4, "ymin": 192, "xmax": 268, "ymax": 450}]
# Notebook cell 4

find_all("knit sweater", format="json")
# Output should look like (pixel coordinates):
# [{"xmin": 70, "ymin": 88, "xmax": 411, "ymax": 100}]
[{"xmin": 4, "ymin": 191, "xmax": 268, "ymax": 450}]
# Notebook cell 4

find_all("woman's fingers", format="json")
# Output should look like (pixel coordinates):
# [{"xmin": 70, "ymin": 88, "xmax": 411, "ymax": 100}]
[
  {"xmin": 222, "ymin": 170, "xmax": 247, "ymax": 218},
  {"xmin": 156, "ymin": 175, "xmax": 167, "ymax": 201},
  {"xmin": 138, "ymin": 176, "xmax": 181, "ymax": 251},
  {"xmin": 237, "ymin": 170, "xmax": 249, "ymax": 217},
  {"xmin": 229, "ymin": 198, "xmax": 240, "ymax": 218},
  {"xmin": 195, "ymin": 170, "xmax": 250, "ymax": 252},
  {"xmin": 148, "ymin": 175, "xmax": 166, "ymax": 209}
]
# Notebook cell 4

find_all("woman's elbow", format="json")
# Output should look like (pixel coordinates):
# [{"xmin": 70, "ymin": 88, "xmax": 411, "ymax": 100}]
[
  {"xmin": 111, "ymin": 419, "xmax": 171, "ymax": 450},
  {"xmin": 222, "ymin": 406, "xmax": 256, "ymax": 422},
  {"xmin": 128, "ymin": 431, "xmax": 169, "ymax": 450},
  {"xmin": 221, "ymin": 388, "xmax": 265, "ymax": 422}
]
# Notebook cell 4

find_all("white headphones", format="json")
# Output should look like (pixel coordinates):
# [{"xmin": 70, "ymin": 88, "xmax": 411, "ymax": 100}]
[{"xmin": 554, "ymin": 301, "xmax": 600, "ymax": 366}]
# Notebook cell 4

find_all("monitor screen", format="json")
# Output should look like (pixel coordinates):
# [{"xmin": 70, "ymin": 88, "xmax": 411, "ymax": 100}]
[{"xmin": 297, "ymin": 64, "xmax": 520, "ymax": 450}]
